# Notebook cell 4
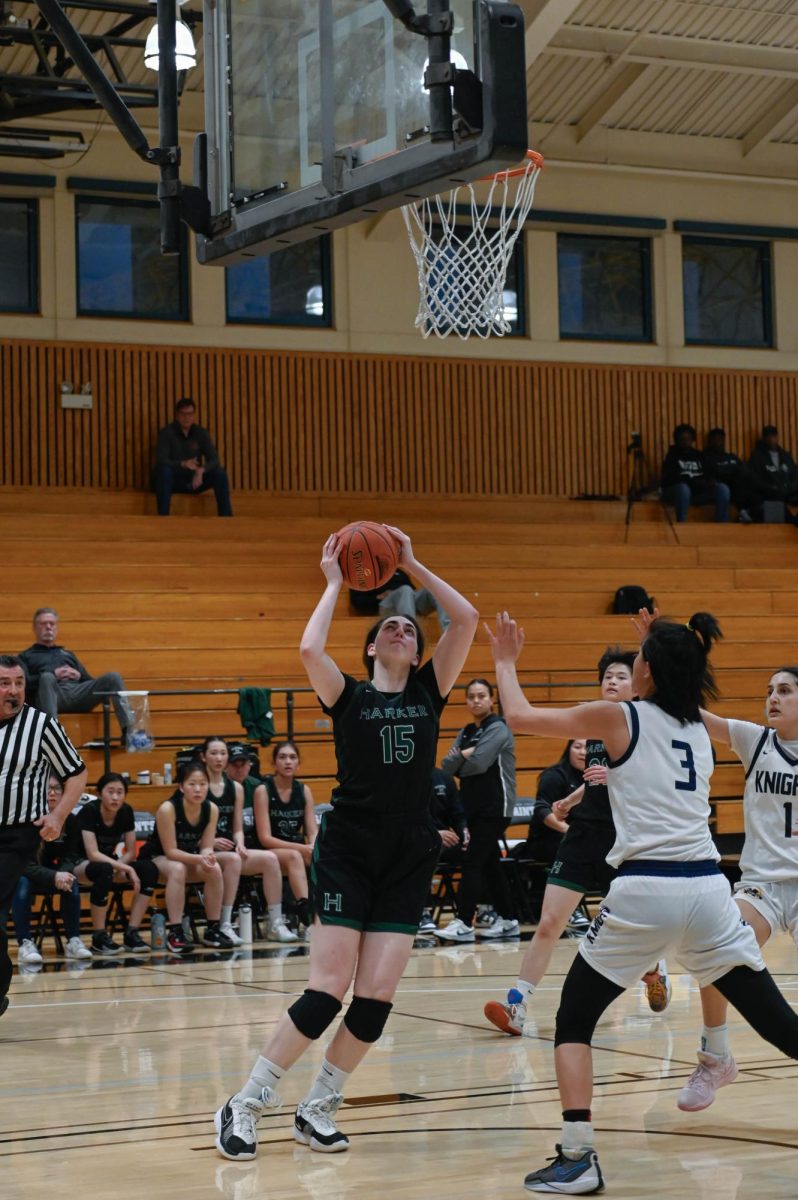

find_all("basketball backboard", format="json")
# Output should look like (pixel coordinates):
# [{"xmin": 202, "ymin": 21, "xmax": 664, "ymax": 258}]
[{"xmin": 196, "ymin": 0, "xmax": 528, "ymax": 264}]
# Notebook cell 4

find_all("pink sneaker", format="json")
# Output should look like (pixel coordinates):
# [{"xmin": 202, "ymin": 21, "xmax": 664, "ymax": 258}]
[{"xmin": 677, "ymin": 1051, "xmax": 738, "ymax": 1112}]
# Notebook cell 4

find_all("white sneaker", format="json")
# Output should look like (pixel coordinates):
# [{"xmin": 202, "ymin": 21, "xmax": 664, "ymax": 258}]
[
  {"xmin": 215, "ymin": 1087, "xmax": 281, "ymax": 1161},
  {"xmin": 484, "ymin": 988, "xmax": 527, "ymax": 1036},
  {"xmin": 477, "ymin": 917, "xmax": 520, "ymax": 939},
  {"xmin": 18, "ymin": 939, "xmax": 43, "ymax": 965},
  {"xmin": 220, "ymin": 922, "xmax": 244, "ymax": 947},
  {"xmin": 267, "ymin": 919, "xmax": 298, "ymax": 944},
  {"xmin": 436, "ymin": 918, "xmax": 475, "ymax": 943},
  {"xmin": 677, "ymin": 1051, "xmax": 738, "ymax": 1112},
  {"xmin": 65, "ymin": 937, "xmax": 92, "ymax": 960},
  {"xmin": 294, "ymin": 1093, "xmax": 349, "ymax": 1153}
]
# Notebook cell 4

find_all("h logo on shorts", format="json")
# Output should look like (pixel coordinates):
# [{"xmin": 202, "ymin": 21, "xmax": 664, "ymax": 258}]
[{"xmin": 323, "ymin": 892, "xmax": 343, "ymax": 913}]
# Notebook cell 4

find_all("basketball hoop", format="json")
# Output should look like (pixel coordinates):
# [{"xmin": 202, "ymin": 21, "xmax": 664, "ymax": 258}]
[{"xmin": 401, "ymin": 150, "xmax": 544, "ymax": 340}]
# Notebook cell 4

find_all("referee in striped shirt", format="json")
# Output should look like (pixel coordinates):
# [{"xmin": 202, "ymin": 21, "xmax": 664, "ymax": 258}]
[{"xmin": 0, "ymin": 655, "xmax": 87, "ymax": 1017}]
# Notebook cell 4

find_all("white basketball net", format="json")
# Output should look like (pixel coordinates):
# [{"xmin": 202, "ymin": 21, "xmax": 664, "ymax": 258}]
[{"xmin": 401, "ymin": 151, "xmax": 543, "ymax": 340}]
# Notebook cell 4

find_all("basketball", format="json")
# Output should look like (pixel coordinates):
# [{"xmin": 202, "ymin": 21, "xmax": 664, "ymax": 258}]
[{"xmin": 336, "ymin": 521, "xmax": 400, "ymax": 591}]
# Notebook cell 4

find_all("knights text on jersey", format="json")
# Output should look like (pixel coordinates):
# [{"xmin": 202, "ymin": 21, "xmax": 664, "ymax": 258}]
[
  {"xmin": 605, "ymin": 700, "xmax": 718, "ymax": 867},
  {"xmin": 321, "ymin": 659, "xmax": 447, "ymax": 816},
  {"xmin": 730, "ymin": 719, "xmax": 798, "ymax": 883}
]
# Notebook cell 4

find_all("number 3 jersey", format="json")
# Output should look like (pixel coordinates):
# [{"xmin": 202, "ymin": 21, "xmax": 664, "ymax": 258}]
[
  {"xmin": 321, "ymin": 659, "xmax": 447, "ymax": 818},
  {"xmin": 605, "ymin": 699, "xmax": 717, "ymax": 867},
  {"xmin": 729, "ymin": 719, "xmax": 798, "ymax": 882}
]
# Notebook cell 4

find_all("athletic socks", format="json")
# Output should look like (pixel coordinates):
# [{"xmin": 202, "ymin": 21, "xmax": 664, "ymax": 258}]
[
  {"xmin": 238, "ymin": 1056, "xmax": 285, "ymax": 1101},
  {"xmin": 221, "ymin": 905, "xmax": 233, "ymax": 926},
  {"xmin": 561, "ymin": 1110, "xmax": 593, "ymax": 1160},
  {"xmin": 701, "ymin": 1023, "xmax": 730, "ymax": 1058},
  {"xmin": 302, "ymin": 1057, "xmax": 350, "ymax": 1106},
  {"xmin": 515, "ymin": 979, "xmax": 535, "ymax": 1004},
  {"xmin": 268, "ymin": 904, "xmax": 284, "ymax": 926}
]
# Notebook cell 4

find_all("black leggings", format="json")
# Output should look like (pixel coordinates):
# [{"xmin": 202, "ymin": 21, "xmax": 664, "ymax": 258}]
[
  {"xmin": 455, "ymin": 816, "xmax": 514, "ymax": 926},
  {"xmin": 84, "ymin": 859, "xmax": 159, "ymax": 905},
  {"xmin": 555, "ymin": 954, "xmax": 798, "ymax": 1061}
]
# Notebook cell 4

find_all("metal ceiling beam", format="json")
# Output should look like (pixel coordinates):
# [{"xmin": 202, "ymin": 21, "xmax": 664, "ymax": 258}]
[
  {"xmin": 547, "ymin": 28, "xmax": 798, "ymax": 79},
  {"xmin": 523, "ymin": 0, "xmax": 583, "ymax": 67},
  {"xmin": 743, "ymin": 81, "xmax": 798, "ymax": 156},
  {"xmin": 576, "ymin": 62, "xmax": 648, "ymax": 143}
]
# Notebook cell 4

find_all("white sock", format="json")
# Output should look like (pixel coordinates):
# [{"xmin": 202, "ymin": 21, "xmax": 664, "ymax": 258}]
[
  {"xmin": 238, "ymin": 1055, "xmax": 284, "ymax": 1101},
  {"xmin": 561, "ymin": 1120, "xmax": 593, "ymax": 1159},
  {"xmin": 221, "ymin": 905, "xmax": 233, "ymax": 926},
  {"xmin": 516, "ymin": 979, "xmax": 535, "ymax": 1004},
  {"xmin": 268, "ymin": 904, "xmax": 283, "ymax": 926},
  {"xmin": 303, "ymin": 1057, "xmax": 350, "ymax": 1105},
  {"xmin": 701, "ymin": 1024, "xmax": 730, "ymax": 1058}
]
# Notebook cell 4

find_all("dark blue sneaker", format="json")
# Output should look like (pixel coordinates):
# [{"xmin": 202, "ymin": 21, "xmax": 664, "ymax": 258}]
[{"xmin": 524, "ymin": 1144, "xmax": 604, "ymax": 1194}]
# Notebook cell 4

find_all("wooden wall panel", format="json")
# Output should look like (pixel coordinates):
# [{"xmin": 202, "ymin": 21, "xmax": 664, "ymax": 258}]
[{"xmin": 2, "ymin": 338, "xmax": 798, "ymax": 497}]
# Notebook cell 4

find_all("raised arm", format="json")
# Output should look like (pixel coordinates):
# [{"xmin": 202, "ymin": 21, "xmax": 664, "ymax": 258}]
[
  {"xmin": 299, "ymin": 534, "xmax": 346, "ymax": 709},
  {"xmin": 699, "ymin": 708, "xmax": 731, "ymax": 745},
  {"xmin": 385, "ymin": 526, "xmax": 478, "ymax": 696},
  {"xmin": 486, "ymin": 613, "xmax": 630, "ymax": 757}
]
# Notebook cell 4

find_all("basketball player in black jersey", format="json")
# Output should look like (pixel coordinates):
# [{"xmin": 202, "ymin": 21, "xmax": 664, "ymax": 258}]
[
  {"xmin": 254, "ymin": 741, "xmax": 317, "ymax": 936},
  {"xmin": 215, "ymin": 525, "xmax": 478, "ymax": 1162}
]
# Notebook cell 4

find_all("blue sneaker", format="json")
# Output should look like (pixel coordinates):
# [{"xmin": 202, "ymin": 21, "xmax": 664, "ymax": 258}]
[{"xmin": 524, "ymin": 1144, "xmax": 604, "ymax": 1194}]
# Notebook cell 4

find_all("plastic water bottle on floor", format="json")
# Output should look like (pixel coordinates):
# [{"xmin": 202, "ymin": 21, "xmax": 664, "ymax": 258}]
[
  {"xmin": 238, "ymin": 904, "xmax": 253, "ymax": 945},
  {"xmin": 151, "ymin": 911, "xmax": 166, "ymax": 950}
]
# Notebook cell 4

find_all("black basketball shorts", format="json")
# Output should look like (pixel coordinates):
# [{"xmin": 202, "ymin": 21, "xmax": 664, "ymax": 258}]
[
  {"xmin": 547, "ymin": 821, "xmax": 617, "ymax": 897},
  {"xmin": 309, "ymin": 809, "xmax": 441, "ymax": 935}
]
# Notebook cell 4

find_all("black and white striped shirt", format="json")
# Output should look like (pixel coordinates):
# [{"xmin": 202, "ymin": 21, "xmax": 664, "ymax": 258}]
[{"xmin": 0, "ymin": 704, "xmax": 85, "ymax": 826}]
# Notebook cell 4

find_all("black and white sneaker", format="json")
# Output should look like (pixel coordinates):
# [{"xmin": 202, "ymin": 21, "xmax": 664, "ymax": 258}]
[
  {"xmin": 166, "ymin": 925, "xmax": 193, "ymax": 954},
  {"xmin": 476, "ymin": 906, "xmax": 499, "ymax": 929},
  {"xmin": 204, "ymin": 924, "xmax": 235, "ymax": 949},
  {"xmin": 123, "ymin": 929, "xmax": 150, "ymax": 954},
  {"xmin": 215, "ymin": 1087, "xmax": 280, "ymax": 1161},
  {"xmin": 294, "ymin": 1093, "xmax": 349, "ymax": 1153},
  {"xmin": 417, "ymin": 908, "xmax": 437, "ymax": 934},
  {"xmin": 91, "ymin": 931, "xmax": 122, "ymax": 956}
]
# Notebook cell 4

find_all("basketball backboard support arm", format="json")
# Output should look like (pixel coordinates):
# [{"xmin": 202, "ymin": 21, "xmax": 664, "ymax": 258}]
[{"xmin": 31, "ymin": 0, "xmax": 211, "ymax": 252}]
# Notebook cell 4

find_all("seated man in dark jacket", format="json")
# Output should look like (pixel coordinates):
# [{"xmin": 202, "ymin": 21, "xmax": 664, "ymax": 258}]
[
  {"xmin": 151, "ymin": 396, "xmax": 233, "ymax": 516},
  {"xmin": 747, "ymin": 424, "xmax": 798, "ymax": 522},
  {"xmin": 703, "ymin": 427, "xmax": 753, "ymax": 523},
  {"xmin": 661, "ymin": 423, "xmax": 729, "ymax": 522},
  {"xmin": 19, "ymin": 607, "xmax": 132, "ymax": 741}
]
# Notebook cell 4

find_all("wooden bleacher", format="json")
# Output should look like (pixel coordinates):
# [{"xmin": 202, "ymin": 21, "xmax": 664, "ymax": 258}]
[{"xmin": 0, "ymin": 486, "xmax": 794, "ymax": 833}]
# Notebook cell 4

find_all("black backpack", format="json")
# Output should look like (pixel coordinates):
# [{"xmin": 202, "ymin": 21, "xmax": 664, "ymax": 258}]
[{"xmin": 612, "ymin": 586, "xmax": 655, "ymax": 615}]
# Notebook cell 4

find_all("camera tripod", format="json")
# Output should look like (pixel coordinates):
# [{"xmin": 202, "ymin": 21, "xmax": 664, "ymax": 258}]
[{"xmin": 624, "ymin": 433, "xmax": 677, "ymax": 542}]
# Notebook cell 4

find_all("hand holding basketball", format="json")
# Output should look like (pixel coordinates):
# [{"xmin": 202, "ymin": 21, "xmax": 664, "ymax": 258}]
[
  {"xmin": 320, "ymin": 533, "xmax": 344, "ymax": 586},
  {"xmin": 335, "ymin": 521, "xmax": 400, "ymax": 591},
  {"xmin": 383, "ymin": 524, "xmax": 415, "ymax": 568}
]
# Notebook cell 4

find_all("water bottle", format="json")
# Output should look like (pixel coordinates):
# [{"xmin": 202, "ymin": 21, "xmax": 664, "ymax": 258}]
[
  {"xmin": 150, "ymin": 910, "xmax": 166, "ymax": 950},
  {"xmin": 238, "ymin": 904, "xmax": 253, "ymax": 945},
  {"xmin": 164, "ymin": 762, "xmax": 173, "ymax": 786}
]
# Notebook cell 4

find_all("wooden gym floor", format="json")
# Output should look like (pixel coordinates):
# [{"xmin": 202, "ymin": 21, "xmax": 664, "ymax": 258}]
[{"xmin": 2, "ymin": 930, "xmax": 797, "ymax": 1199}]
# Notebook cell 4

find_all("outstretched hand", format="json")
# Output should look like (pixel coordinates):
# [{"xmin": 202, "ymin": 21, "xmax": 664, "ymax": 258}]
[
  {"xmin": 484, "ymin": 612, "xmax": 525, "ymax": 666},
  {"xmin": 630, "ymin": 605, "xmax": 659, "ymax": 642},
  {"xmin": 320, "ymin": 533, "xmax": 344, "ymax": 586}
]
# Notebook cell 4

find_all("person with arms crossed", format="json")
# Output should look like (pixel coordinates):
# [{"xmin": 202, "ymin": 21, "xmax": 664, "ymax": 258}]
[
  {"xmin": 214, "ymin": 527, "xmax": 478, "ymax": 1162},
  {"xmin": 0, "ymin": 655, "xmax": 87, "ymax": 1016},
  {"xmin": 487, "ymin": 612, "xmax": 798, "ymax": 1195}
]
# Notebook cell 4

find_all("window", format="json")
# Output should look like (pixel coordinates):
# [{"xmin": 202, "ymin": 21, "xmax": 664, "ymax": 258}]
[
  {"xmin": 0, "ymin": 198, "xmax": 38, "ymax": 313},
  {"xmin": 226, "ymin": 236, "xmax": 332, "ymax": 326},
  {"xmin": 75, "ymin": 196, "xmax": 189, "ymax": 320},
  {"xmin": 558, "ymin": 233, "xmax": 652, "ymax": 342},
  {"xmin": 682, "ymin": 236, "xmax": 772, "ymax": 348}
]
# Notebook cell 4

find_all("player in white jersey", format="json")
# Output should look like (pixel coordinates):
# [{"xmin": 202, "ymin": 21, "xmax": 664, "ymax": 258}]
[
  {"xmin": 675, "ymin": 665, "xmax": 798, "ymax": 1112},
  {"xmin": 487, "ymin": 610, "xmax": 798, "ymax": 1196}
]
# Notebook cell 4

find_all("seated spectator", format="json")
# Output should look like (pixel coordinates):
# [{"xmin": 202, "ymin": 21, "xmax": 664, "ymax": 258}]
[
  {"xmin": 661, "ymin": 423, "xmax": 729, "ymax": 522},
  {"xmin": 11, "ymin": 775, "xmax": 91, "ymax": 966},
  {"xmin": 19, "ymin": 608, "xmax": 133, "ymax": 742},
  {"xmin": 703, "ymin": 427, "xmax": 753, "ymax": 524},
  {"xmin": 417, "ymin": 766, "xmax": 469, "ymax": 934},
  {"xmin": 72, "ymin": 772, "xmax": 159, "ymax": 955},
  {"xmin": 253, "ymin": 741, "xmax": 317, "ymax": 939},
  {"xmin": 526, "ymin": 740, "xmax": 586, "ymax": 865},
  {"xmin": 138, "ymin": 760, "xmax": 237, "ymax": 954},
  {"xmin": 201, "ymin": 736, "xmax": 297, "ymax": 944},
  {"xmin": 748, "ymin": 424, "xmax": 798, "ymax": 523},
  {"xmin": 151, "ymin": 396, "xmax": 233, "ymax": 517},
  {"xmin": 437, "ymin": 678, "xmax": 519, "ymax": 943},
  {"xmin": 349, "ymin": 567, "xmax": 450, "ymax": 631}
]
